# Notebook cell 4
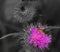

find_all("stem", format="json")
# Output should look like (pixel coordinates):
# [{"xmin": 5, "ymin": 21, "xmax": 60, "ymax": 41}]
[
  {"xmin": 0, "ymin": 33, "xmax": 24, "ymax": 40},
  {"xmin": 44, "ymin": 26, "xmax": 60, "ymax": 29}
]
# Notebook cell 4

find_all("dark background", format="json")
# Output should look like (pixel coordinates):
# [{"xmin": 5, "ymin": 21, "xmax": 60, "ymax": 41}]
[{"xmin": 0, "ymin": 0, "xmax": 60, "ymax": 52}]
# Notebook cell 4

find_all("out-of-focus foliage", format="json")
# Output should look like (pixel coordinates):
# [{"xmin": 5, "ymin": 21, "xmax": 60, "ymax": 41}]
[{"xmin": 0, "ymin": 0, "xmax": 60, "ymax": 52}]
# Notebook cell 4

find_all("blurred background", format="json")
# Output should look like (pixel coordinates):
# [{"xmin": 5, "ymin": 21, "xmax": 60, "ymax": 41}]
[{"xmin": 0, "ymin": 0, "xmax": 60, "ymax": 52}]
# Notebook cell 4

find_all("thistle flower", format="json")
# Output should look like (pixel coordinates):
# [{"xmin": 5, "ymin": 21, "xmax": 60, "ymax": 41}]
[{"xmin": 27, "ymin": 26, "xmax": 52, "ymax": 49}]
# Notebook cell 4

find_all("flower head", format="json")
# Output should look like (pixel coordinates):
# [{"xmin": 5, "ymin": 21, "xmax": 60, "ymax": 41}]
[{"xmin": 27, "ymin": 26, "xmax": 52, "ymax": 49}]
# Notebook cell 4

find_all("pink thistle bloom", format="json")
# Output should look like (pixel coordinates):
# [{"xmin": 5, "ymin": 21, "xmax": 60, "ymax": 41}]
[{"xmin": 27, "ymin": 26, "xmax": 52, "ymax": 49}]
